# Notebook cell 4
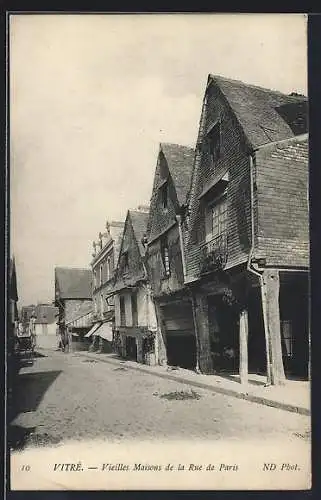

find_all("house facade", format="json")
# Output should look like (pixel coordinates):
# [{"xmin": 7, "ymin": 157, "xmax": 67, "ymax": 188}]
[
  {"xmin": 185, "ymin": 74, "xmax": 309, "ymax": 384},
  {"xmin": 21, "ymin": 303, "xmax": 58, "ymax": 336},
  {"xmin": 146, "ymin": 143, "xmax": 195, "ymax": 369},
  {"xmin": 21, "ymin": 303, "xmax": 59, "ymax": 349},
  {"xmin": 54, "ymin": 267, "xmax": 93, "ymax": 344},
  {"xmin": 89, "ymin": 220, "xmax": 124, "ymax": 351},
  {"xmin": 112, "ymin": 207, "xmax": 160, "ymax": 365}
]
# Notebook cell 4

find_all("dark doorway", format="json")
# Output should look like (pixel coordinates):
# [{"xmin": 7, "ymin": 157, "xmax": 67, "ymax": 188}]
[
  {"xmin": 161, "ymin": 301, "xmax": 196, "ymax": 370},
  {"xmin": 280, "ymin": 273, "xmax": 309, "ymax": 379},
  {"xmin": 166, "ymin": 334, "xmax": 197, "ymax": 369},
  {"xmin": 125, "ymin": 336, "xmax": 137, "ymax": 361},
  {"xmin": 247, "ymin": 287, "xmax": 267, "ymax": 375},
  {"xmin": 208, "ymin": 294, "xmax": 239, "ymax": 373}
]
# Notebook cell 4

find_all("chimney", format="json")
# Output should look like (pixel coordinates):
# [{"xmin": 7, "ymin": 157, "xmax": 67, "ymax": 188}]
[{"xmin": 136, "ymin": 205, "xmax": 150, "ymax": 213}]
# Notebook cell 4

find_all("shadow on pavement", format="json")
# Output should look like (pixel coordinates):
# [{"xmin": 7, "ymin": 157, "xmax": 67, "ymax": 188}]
[
  {"xmin": 9, "ymin": 370, "xmax": 62, "ymax": 423},
  {"xmin": 8, "ymin": 424, "xmax": 37, "ymax": 451}
]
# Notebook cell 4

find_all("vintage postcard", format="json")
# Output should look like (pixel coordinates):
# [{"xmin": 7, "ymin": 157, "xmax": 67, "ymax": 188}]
[{"xmin": 7, "ymin": 13, "xmax": 311, "ymax": 491}]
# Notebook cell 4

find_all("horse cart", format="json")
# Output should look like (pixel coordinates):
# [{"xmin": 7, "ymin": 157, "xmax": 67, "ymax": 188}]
[{"xmin": 15, "ymin": 328, "xmax": 35, "ymax": 365}]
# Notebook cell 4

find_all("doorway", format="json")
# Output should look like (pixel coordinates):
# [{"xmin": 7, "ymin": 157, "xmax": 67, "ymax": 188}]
[{"xmin": 125, "ymin": 336, "xmax": 137, "ymax": 361}]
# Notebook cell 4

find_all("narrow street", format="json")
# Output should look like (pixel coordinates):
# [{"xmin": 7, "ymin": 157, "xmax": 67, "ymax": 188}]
[{"xmin": 9, "ymin": 348, "xmax": 310, "ymax": 450}]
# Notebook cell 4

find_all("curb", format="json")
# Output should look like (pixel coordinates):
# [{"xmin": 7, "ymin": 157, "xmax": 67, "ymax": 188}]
[{"xmin": 74, "ymin": 351, "xmax": 310, "ymax": 416}]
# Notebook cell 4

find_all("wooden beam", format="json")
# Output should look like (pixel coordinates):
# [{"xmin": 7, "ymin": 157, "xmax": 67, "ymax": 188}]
[
  {"xmin": 239, "ymin": 309, "xmax": 248, "ymax": 385},
  {"xmin": 193, "ymin": 293, "xmax": 213, "ymax": 374},
  {"xmin": 261, "ymin": 269, "xmax": 286, "ymax": 385}
]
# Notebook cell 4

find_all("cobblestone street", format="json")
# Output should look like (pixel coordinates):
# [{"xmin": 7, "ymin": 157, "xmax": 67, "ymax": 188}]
[{"xmin": 8, "ymin": 348, "xmax": 311, "ymax": 451}]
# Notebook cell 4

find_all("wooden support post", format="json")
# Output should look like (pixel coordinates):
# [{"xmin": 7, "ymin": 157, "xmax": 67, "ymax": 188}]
[
  {"xmin": 261, "ymin": 269, "xmax": 285, "ymax": 385},
  {"xmin": 153, "ymin": 301, "xmax": 167, "ymax": 366},
  {"xmin": 193, "ymin": 293, "xmax": 213, "ymax": 374},
  {"xmin": 239, "ymin": 309, "xmax": 248, "ymax": 385}
]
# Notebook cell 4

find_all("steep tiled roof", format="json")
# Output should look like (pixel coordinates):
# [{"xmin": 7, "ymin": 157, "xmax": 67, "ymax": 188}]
[
  {"xmin": 160, "ymin": 143, "xmax": 195, "ymax": 205},
  {"xmin": 255, "ymin": 134, "xmax": 309, "ymax": 268},
  {"xmin": 211, "ymin": 75, "xmax": 308, "ymax": 148},
  {"xmin": 256, "ymin": 133, "xmax": 308, "ymax": 159},
  {"xmin": 55, "ymin": 267, "xmax": 92, "ymax": 300},
  {"xmin": 129, "ymin": 209, "xmax": 149, "ymax": 257}
]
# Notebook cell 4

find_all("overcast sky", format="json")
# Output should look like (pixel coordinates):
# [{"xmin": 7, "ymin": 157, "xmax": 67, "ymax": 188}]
[{"xmin": 10, "ymin": 13, "xmax": 307, "ymax": 306}]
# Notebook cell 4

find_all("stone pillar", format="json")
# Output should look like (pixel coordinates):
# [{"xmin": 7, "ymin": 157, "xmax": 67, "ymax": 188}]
[
  {"xmin": 154, "ymin": 302, "xmax": 167, "ymax": 366},
  {"xmin": 193, "ymin": 292, "xmax": 213, "ymax": 374},
  {"xmin": 239, "ymin": 309, "xmax": 248, "ymax": 385},
  {"xmin": 261, "ymin": 269, "xmax": 286, "ymax": 385}
]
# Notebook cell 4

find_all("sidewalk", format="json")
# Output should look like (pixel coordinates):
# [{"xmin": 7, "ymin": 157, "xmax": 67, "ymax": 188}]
[{"xmin": 71, "ymin": 350, "xmax": 310, "ymax": 416}]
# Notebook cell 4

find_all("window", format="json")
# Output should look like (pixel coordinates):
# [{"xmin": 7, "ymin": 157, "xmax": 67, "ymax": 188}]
[
  {"xmin": 131, "ymin": 293, "xmax": 138, "ymax": 326},
  {"xmin": 100, "ymin": 294, "xmax": 104, "ymax": 314},
  {"xmin": 122, "ymin": 251, "xmax": 129, "ymax": 272},
  {"xmin": 206, "ymin": 197, "xmax": 227, "ymax": 241},
  {"xmin": 93, "ymin": 270, "xmax": 97, "ymax": 288},
  {"xmin": 160, "ymin": 183, "xmax": 168, "ymax": 210},
  {"xmin": 107, "ymin": 257, "xmax": 111, "ymax": 281},
  {"xmin": 207, "ymin": 122, "xmax": 221, "ymax": 164},
  {"xmin": 161, "ymin": 235, "xmax": 170, "ymax": 277},
  {"xmin": 100, "ymin": 264, "xmax": 103, "ymax": 285},
  {"xmin": 120, "ymin": 295, "xmax": 126, "ymax": 326}
]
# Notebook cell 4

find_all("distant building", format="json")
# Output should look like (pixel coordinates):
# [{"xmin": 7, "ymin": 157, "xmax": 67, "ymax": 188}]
[
  {"xmin": 145, "ymin": 143, "xmax": 195, "ymax": 369},
  {"xmin": 112, "ymin": 206, "xmax": 160, "ymax": 365},
  {"xmin": 21, "ymin": 303, "xmax": 59, "ymax": 336},
  {"xmin": 54, "ymin": 267, "xmax": 92, "ymax": 343},
  {"xmin": 88, "ymin": 220, "xmax": 124, "ymax": 351}
]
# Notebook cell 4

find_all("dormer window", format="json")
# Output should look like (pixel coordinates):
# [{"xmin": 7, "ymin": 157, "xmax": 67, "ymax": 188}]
[
  {"xmin": 207, "ymin": 122, "xmax": 221, "ymax": 164},
  {"xmin": 160, "ymin": 182, "xmax": 168, "ymax": 210}
]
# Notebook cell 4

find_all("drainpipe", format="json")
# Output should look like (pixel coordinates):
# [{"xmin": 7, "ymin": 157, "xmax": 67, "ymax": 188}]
[{"xmin": 246, "ymin": 153, "xmax": 272, "ymax": 386}]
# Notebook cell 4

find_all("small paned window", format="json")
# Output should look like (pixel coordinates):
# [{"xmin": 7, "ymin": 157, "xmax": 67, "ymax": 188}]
[
  {"xmin": 205, "ymin": 197, "xmax": 227, "ymax": 241},
  {"xmin": 120, "ymin": 295, "xmax": 126, "ymax": 326},
  {"xmin": 207, "ymin": 122, "xmax": 221, "ymax": 164},
  {"xmin": 161, "ymin": 235, "xmax": 170, "ymax": 277},
  {"xmin": 131, "ymin": 293, "xmax": 138, "ymax": 326}
]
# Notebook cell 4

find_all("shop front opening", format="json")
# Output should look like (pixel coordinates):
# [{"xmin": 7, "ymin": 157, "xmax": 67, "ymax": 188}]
[
  {"xmin": 166, "ymin": 334, "xmax": 197, "ymax": 369},
  {"xmin": 125, "ymin": 336, "xmax": 137, "ymax": 361},
  {"xmin": 161, "ymin": 302, "xmax": 197, "ymax": 370},
  {"xmin": 208, "ymin": 294, "xmax": 239, "ymax": 373},
  {"xmin": 280, "ymin": 273, "xmax": 309, "ymax": 380}
]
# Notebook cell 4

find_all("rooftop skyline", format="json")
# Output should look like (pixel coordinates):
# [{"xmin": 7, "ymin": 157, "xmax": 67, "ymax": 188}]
[{"xmin": 10, "ymin": 14, "xmax": 307, "ymax": 306}]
